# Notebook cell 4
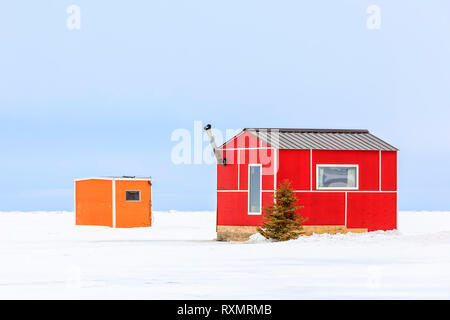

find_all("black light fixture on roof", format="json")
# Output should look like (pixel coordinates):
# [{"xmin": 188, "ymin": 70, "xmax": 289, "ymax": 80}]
[{"xmin": 204, "ymin": 124, "xmax": 227, "ymax": 166}]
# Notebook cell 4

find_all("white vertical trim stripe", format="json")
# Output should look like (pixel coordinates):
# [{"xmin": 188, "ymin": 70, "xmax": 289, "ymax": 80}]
[
  {"xmin": 237, "ymin": 149, "xmax": 240, "ymax": 190},
  {"xmin": 344, "ymin": 192, "xmax": 348, "ymax": 227},
  {"xmin": 310, "ymin": 149, "xmax": 313, "ymax": 190},
  {"xmin": 74, "ymin": 181, "xmax": 77, "ymax": 225},
  {"xmin": 112, "ymin": 180, "xmax": 116, "ymax": 228},
  {"xmin": 273, "ymin": 148, "xmax": 277, "ymax": 190},
  {"xmin": 379, "ymin": 150, "xmax": 382, "ymax": 191},
  {"xmin": 396, "ymin": 151, "xmax": 399, "ymax": 230},
  {"xmin": 273, "ymin": 148, "xmax": 277, "ymax": 204}
]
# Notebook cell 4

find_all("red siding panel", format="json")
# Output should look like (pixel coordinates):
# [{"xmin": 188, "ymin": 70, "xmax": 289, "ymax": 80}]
[
  {"xmin": 261, "ymin": 149, "xmax": 275, "ymax": 190},
  {"xmin": 240, "ymin": 149, "xmax": 260, "ymax": 165},
  {"xmin": 217, "ymin": 192, "xmax": 248, "ymax": 225},
  {"xmin": 217, "ymin": 163, "xmax": 238, "ymax": 190},
  {"xmin": 312, "ymin": 150, "xmax": 379, "ymax": 191},
  {"xmin": 295, "ymin": 192, "xmax": 345, "ymax": 225},
  {"xmin": 217, "ymin": 191, "xmax": 274, "ymax": 226},
  {"xmin": 347, "ymin": 192, "xmax": 397, "ymax": 231},
  {"xmin": 262, "ymin": 172, "xmax": 274, "ymax": 191},
  {"xmin": 277, "ymin": 149, "xmax": 310, "ymax": 190},
  {"xmin": 239, "ymin": 164, "xmax": 248, "ymax": 190},
  {"xmin": 220, "ymin": 149, "xmax": 238, "ymax": 165},
  {"xmin": 381, "ymin": 151, "xmax": 397, "ymax": 191}
]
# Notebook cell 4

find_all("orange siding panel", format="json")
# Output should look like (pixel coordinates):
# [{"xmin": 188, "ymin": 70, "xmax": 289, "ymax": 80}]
[
  {"xmin": 115, "ymin": 180, "xmax": 152, "ymax": 228},
  {"xmin": 75, "ymin": 179, "xmax": 113, "ymax": 227}
]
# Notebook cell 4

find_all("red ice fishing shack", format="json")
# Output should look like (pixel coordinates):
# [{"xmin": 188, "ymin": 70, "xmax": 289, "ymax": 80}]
[{"xmin": 205, "ymin": 126, "xmax": 398, "ymax": 241}]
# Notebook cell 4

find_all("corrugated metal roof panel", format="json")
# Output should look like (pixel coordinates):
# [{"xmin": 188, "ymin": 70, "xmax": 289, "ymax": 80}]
[{"xmin": 243, "ymin": 128, "xmax": 398, "ymax": 151}]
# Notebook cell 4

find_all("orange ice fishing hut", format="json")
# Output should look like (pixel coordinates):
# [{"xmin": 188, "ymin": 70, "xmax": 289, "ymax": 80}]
[{"xmin": 74, "ymin": 176, "xmax": 152, "ymax": 228}]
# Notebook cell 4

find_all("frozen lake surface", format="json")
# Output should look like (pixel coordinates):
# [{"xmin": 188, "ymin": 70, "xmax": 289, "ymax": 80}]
[{"xmin": 0, "ymin": 210, "xmax": 449, "ymax": 299}]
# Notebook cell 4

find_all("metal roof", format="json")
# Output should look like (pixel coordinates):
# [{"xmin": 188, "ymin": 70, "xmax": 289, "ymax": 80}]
[{"xmin": 243, "ymin": 128, "xmax": 398, "ymax": 151}]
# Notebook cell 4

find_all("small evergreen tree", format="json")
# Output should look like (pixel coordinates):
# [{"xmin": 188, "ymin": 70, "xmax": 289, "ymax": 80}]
[{"xmin": 257, "ymin": 180, "xmax": 307, "ymax": 241}]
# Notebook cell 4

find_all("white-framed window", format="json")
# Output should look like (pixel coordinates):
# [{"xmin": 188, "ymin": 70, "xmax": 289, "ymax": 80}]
[
  {"xmin": 316, "ymin": 165, "xmax": 358, "ymax": 190},
  {"xmin": 125, "ymin": 190, "xmax": 141, "ymax": 201},
  {"xmin": 248, "ymin": 164, "xmax": 262, "ymax": 215}
]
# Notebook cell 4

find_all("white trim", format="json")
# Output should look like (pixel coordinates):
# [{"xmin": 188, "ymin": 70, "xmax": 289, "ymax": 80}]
[
  {"xmin": 74, "ymin": 180, "xmax": 77, "ymax": 225},
  {"xmin": 74, "ymin": 177, "xmax": 152, "ymax": 182},
  {"xmin": 220, "ymin": 147, "xmax": 274, "ymax": 151},
  {"xmin": 218, "ymin": 189, "xmax": 396, "ymax": 193},
  {"xmin": 237, "ymin": 150, "xmax": 240, "ymax": 190},
  {"xmin": 293, "ymin": 190, "xmax": 396, "ymax": 193},
  {"xmin": 310, "ymin": 149, "xmax": 313, "ymax": 190},
  {"xmin": 248, "ymin": 163, "xmax": 262, "ymax": 215},
  {"xmin": 273, "ymin": 148, "xmax": 277, "ymax": 192},
  {"xmin": 112, "ymin": 180, "xmax": 116, "ymax": 228},
  {"xmin": 150, "ymin": 180, "xmax": 153, "ymax": 226},
  {"xmin": 396, "ymin": 151, "xmax": 399, "ymax": 230},
  {"xmin": 344, "ymin": 192, "xmax": 347, "ymax": 227},
  {"xmin": 379, "ymin": 150, "xmax": 382, "ymax": 191},
  {"xmin": 217, "ymin": 190, "xmax": 274, "ymax": 192},
  {"xmin": 221, "ymin": 146, "xmax": 397, "ymax": 152},
  {"xmin": 316, "ymin": 164, "xmax": 359, "ymax": 190}
]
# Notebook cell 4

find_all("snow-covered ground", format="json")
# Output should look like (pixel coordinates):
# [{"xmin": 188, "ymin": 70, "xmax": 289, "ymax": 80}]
[{"xmin": 0, "ymin": 210, "xmax": 449, "ymax": 299}]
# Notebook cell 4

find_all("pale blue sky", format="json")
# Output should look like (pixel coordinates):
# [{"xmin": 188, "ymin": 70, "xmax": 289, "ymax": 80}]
[{"xmin": 0, "ymin": 1, "xmax": 449, "ymax": 211}]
